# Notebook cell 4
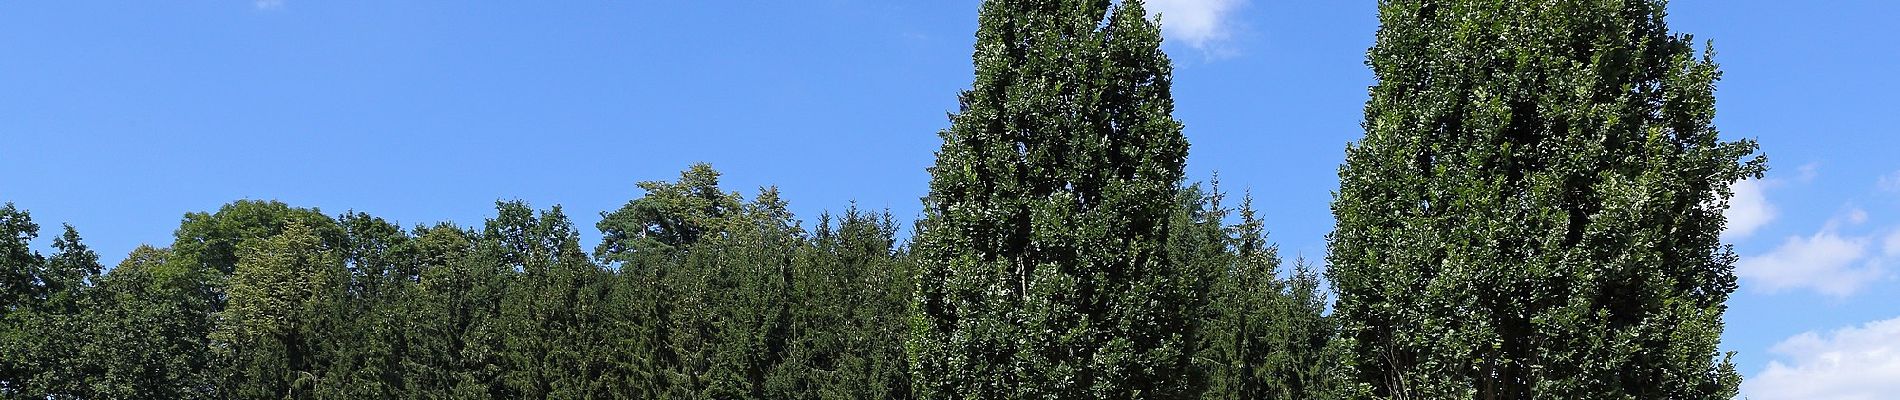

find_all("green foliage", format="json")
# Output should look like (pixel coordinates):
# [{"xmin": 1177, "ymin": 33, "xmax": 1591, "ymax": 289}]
[
  {"xmin": 907, "ymin": 0, "xmax": 1209, "ymax": 397},
  {"xmin": 0, "ymin": 203, "xmax": 45, "ymax": 312},
  {"xmin": 1193, "ymin": 190, "xmax": 1340, "ymax": 400},
  {"xmin": 598, "ymin": 165, "xmax": 810, "ymax": 399},
  {"xmin": 597, "ymin": 163, "xmax": 738, "ymax": 256},
  {"xmin": 0, "ymin": 207, "xmax": 109, "ymax": 398},
  {"xmin": 171, "ymin": 199, "xmax": 343, "ymax": 277},
  {"xmin": 212, "ymin": 219, "xmax": 348, "ymax": 398},
  {"xmin": 1328, "ymin": 0, "xmax": 1761, "ymax": 398},
  {"xmin": 598, "ymin": 164, "xmax": 752, "ymax": 398},
  {"xmin": 0, "ymin": 203, "xmax": 46, "ymax": 396},
  {"xmin": 404, "ymin": 222, "xmax": 497, "ymax": 397},
  {"xmin": 773, "ymin": 208, "xmax": 914, "ymax": 399},
  {"xmin": 581, "ymin": 164, "xmax": 918, "ymax": 400},
  {"xmin": 0, "ymin": 2, "xmax": 1766, "ymax": 398},
  {"xmin": 83, "ymin": 246, "xmax": 220, "ymax": 399},
  {"xmin": 490, "ymin": 201, "xmax": 613, "ymax": 397}
]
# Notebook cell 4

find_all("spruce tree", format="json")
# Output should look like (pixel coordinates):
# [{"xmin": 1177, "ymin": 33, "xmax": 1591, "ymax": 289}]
[
  {"xmin": 490, "ymin": 201, "xmax": 611, "ymax": 398},
  {"xmin": 1328, "ymin": 1, "xmax": 1760, "ymax": 398},
  {"xmin": 1198, "ymin": 193, "xmax": 1339, "ymax": 400},
  {"xmin": 597, "ymin": 164, "xmax": 803, "ymax": 399},
  {"xmin": 597, "ymin": 164, "xmax": 747, "ymax": 398},
  {"xmin": 774, "ymin": 208, "xmax": 914, "ymax": 399},
  {"xmin": 405, "ymin": 222, "xmax": 492, "ymax": 397},
  {"xmin": 314, "ymin": 212, "xmax": 414, "ymax": 398},
  {"xmin": 419, "ymin": 210, "xmax": 521, "ymax": 398},
  {"xmin": 908, "ymin": 0, "xmax": 1199, "ymax": 397}
]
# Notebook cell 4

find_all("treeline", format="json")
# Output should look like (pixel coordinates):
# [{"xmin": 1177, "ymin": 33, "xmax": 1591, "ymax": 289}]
[
  {"xmin": 3, "ymin": 0, "xmax": 1758, "ymax": 399},
  {"xmin": 0, "ymin": 166, "xmax": 1327, "ymax": 399}
]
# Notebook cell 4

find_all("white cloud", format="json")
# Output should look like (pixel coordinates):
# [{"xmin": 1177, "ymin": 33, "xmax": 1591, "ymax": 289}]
[
  {"xmin": 254, "ymin": 0, "xmax": 284, "ymax": 10},
  {"xmin": 1143, "ymin": 0, "xmax": 1244, "ymax": 50},
  {"xmin": 1736, "ymin": 209, "xmax": 1889, "ymax": 297},
  {"xmin": 1724, "ymin": 179, "xmax": 1776, "ymax": 240},
  {"xmin": 1745, "ymin": 317, "xmax": 1900, "ymax": 400}
]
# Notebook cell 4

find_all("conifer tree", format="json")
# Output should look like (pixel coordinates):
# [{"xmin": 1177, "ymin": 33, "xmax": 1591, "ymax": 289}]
[
  {"xmin": 313, "ymin": 213, "xmax": 413, "ymax": 398},
  {"xmin": 598, "ymin": 164, "xmax": 747, "ymax": 398},
  {"xmin": 908, "ymin": 0, "xmax": 1201, "ymax": 397},
  {"xmin": 405, "ymin": 222, "xmax": 493, "ymax": 397},
  {"xmin": 597, "ymin": 164, "xmax": 805, "ymax": 399},
  {"xmin": 1198, "ymin": 193, "xmax": 1338, "ymax": 400},
  {"xmin": 1328, "ymin": 1, "xmax": 1760, "ymax": 398},
  {"xmin": 490, "ymin": 201, "xmax": 611, "ymax": 398},
  {"xmin": 773, "ymin": 208, "xmax": 914, "ymax": 399}
]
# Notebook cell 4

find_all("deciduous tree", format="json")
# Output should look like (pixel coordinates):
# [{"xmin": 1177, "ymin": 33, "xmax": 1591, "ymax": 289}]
[
  {"xmin": 907, "ymin": 0, "xmax": 1204, "ymax": 397},
  {"xmin": 1328, "ymin": 1, "xmax": 1760, "ymax": 397}
]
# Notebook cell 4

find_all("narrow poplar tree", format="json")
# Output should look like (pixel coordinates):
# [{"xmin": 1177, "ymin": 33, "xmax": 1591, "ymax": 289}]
[
  {"xmin": 1329, "ymin": 1, "xmax": 1761, "ymax": 398},
  {"xmin": 908, "ymin": 0, "xmax": 1200, "ymax": 397}
]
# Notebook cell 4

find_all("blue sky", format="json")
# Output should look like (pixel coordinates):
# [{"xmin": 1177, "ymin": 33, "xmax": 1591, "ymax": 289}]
[{"xmin": 1, "ymin": 1, "xmax": 1894, "ymax": 397}]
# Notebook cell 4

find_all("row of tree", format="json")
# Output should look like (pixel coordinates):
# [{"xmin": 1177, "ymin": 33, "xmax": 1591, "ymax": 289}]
[
  {"xmin": 0, "ymin": 166, "xmax": 1327, "ymax": 399},
  {"xmin": 2, "ymin": 0, "xmax": 1759, "ymax": 398}
]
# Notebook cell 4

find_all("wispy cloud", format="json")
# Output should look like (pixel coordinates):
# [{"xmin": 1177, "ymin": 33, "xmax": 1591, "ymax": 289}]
[
  {"xmin": 254, "ymin": 0, "xmax": 285, "ymax": 10},
  {"xmin": 1744, "ymin": 317, "xmax": 1900, "ymax": 400},
  {"xmin": 1736, "ymin": 220, "xmax": 1886, "ymax": 298},
  {"xmin": 1879, "ymin": 169, "xmax": 1900, "ymax": 194},
  {"xmin": 1143, "ymin": 0, "xmax": 1244, "ymax": 52},
  {"xmin": 1796, "ymin": 162, "xmax": 1820, "ymax": 183},
  {"xmin": 1733, "ymin": 169, "xmax": 1900, "ymax": 297}
]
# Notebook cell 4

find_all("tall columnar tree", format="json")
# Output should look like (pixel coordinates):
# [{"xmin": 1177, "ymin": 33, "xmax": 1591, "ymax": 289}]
[
  {"xmin": 908, "ymin": 0, "xmax": 1201, "ymax": 397},
  {"xmin": 1328, "ymin": 1, "xmax": 1761, "ymax": 398}
]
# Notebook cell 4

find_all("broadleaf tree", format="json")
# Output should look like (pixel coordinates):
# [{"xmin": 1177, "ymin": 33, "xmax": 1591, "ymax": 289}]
[
  {"xmin": 907, "ymin": 0, "xmax": 1205, "ymax": 397},
  {"xmin": 1328, "ymin": 0, "xmax": 1762, "ymax": 398}
]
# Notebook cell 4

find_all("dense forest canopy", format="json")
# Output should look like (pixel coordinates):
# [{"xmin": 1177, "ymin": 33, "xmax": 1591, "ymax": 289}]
[{"xmin": 0, "ymin": 0, "xmax": 1756, "ymax": 399}]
